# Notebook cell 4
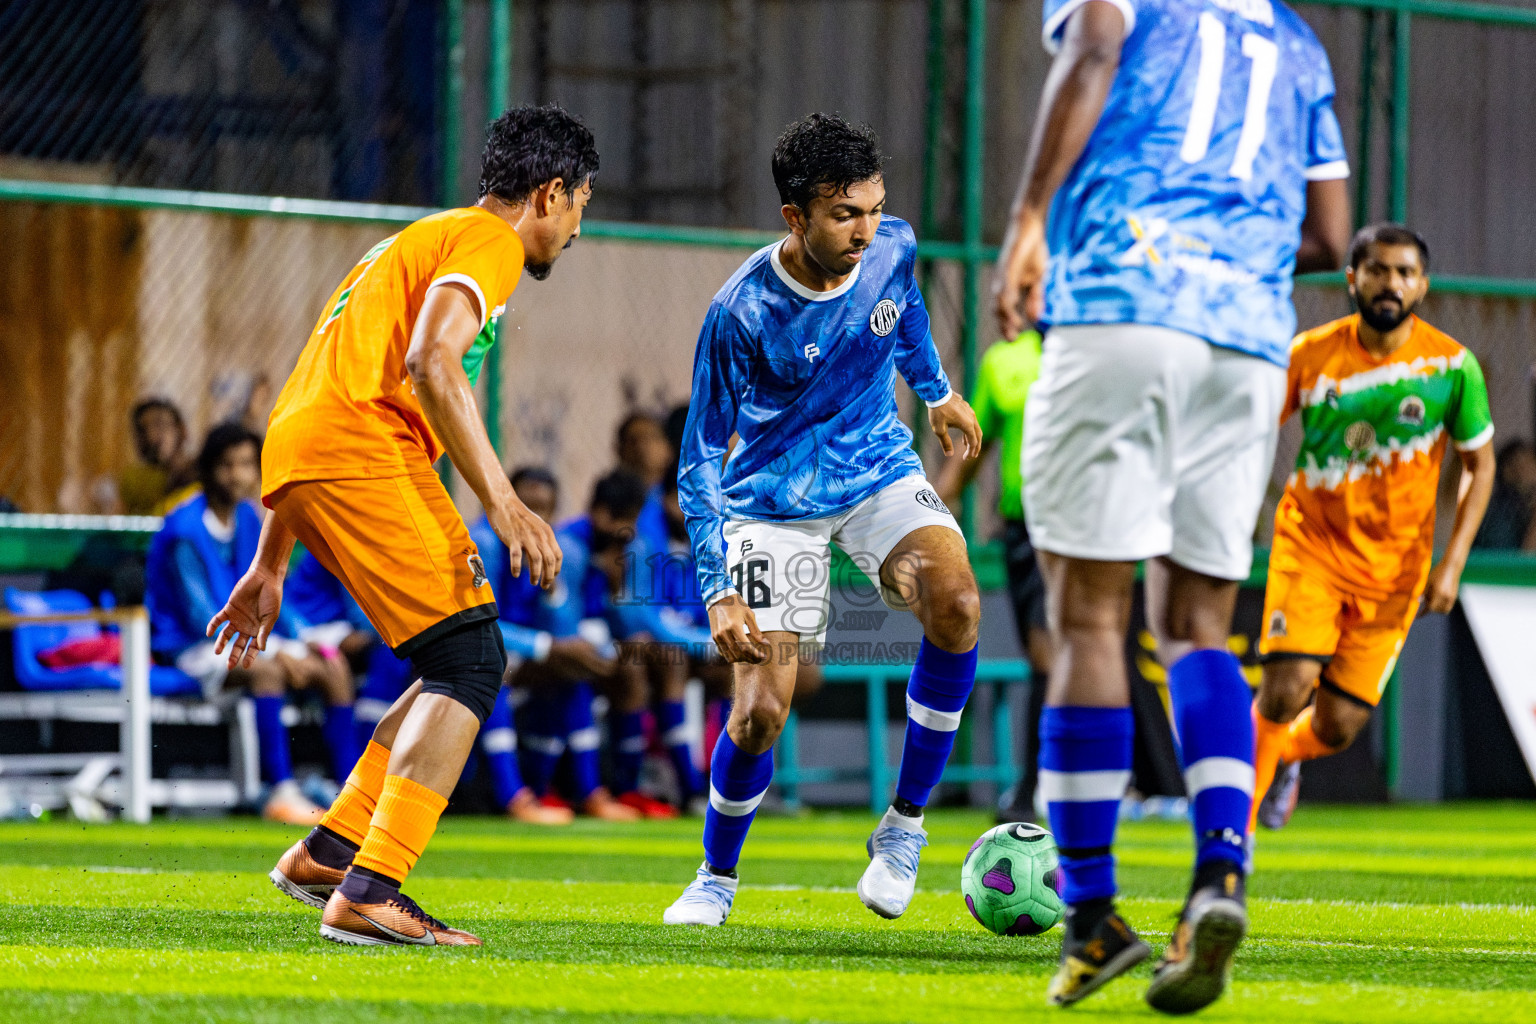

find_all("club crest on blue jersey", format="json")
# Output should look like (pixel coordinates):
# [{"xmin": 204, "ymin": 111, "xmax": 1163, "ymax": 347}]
[{"xmin": 869, "ymin": 298, "xmax": 901, "ymax": 337}]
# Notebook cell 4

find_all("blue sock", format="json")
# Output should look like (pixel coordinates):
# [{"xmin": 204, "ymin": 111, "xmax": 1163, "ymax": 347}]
[
  {"xmin": 321, "ymin": 703, "xmax": 360, "ymax": 784},
  {"xmin": 481, "ymin": 687, "xmax": 524, "ymax": 808},
  {"xmin": 613, "ymin": 709, "xmax": 647, "ymax": 795},
  {"xmin": 566, "ymin": 683, "xmax": 602, "ymax": 800},
  {"xmin": 701, "ymin": 731, "xmax": 774, "ymax": 873},
  {"xmin": 1169, "ymin": 649, "xmax": 1255, "ymax": 872},
  {"xmin": 1040, "ymin": 705, "xmax": 1133, "ymax": 905},
  {"xmin": 253, "ymin": 695, "xmax": 293, "ymax": 786},
  {"xmin": 895, "ymin": 639, "xmax": 978, "ymax": 809},
  {"xmin": 659, "ymin": 700, "xmax": 703, "ymax": 801},
  {"xmin": 518, "ymin": 693, "xmax": 565, "ymax": 796}
]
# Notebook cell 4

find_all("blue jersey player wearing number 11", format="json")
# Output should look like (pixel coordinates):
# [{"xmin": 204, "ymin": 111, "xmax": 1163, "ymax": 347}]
[
  {"xmin": 993, "ymin": 0, "xmax": 1354, "ymax": 1013},
  {"xmin": 664, "ymin": 114, "xmax": 985, "ymax": 927}
]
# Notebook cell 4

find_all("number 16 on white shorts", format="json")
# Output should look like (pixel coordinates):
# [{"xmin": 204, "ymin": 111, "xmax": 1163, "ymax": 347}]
[{"xmin": 720, "ymin": 475, "xmax": 962, "ymax": 645}]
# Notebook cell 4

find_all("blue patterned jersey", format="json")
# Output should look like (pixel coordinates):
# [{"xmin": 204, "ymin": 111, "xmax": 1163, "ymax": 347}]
[
  {"xmin": 1041, "ymin": 0, "xmax": 1348, "ymax": 364},
  {"xmin": 678, "ymin": 216, "xmax": 952, "ymax": 604}
]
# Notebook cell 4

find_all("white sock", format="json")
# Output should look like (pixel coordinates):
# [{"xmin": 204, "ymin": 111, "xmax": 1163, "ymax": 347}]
[{"xmin": 881, "ymin": 806, "xmax": 924, "ymax": 834}]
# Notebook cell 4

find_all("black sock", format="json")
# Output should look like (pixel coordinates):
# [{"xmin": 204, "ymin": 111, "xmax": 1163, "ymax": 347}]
[
  {"xmin": 892, "ymin": 797, "xmax": 923, "ymax": 819},
  {"xmin": 705, "ymin": 863, "xmax": 738, "ymax": 880},
  {"xmin": 304, "ymin": 825, "xmax": 359, "ymax": 869},
  {"xmin": 1192, "ymin": 855, "xmax": 1245, "ymax": 898},
  {"xmin": 1066, "ymin": 896, "xmax": 1115, "ymax": 941},
  {"xmin": 338, "ymin": 865, "xmax": 402, "ymax": 902}
]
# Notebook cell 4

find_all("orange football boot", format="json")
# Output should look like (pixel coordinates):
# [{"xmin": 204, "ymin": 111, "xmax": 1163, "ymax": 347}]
[
  {"xmin": 320, "ymin": 884, "xmax": 482, "ymax": 947},
  {"xmin": 270, "ymin": 839, "xmax": 348, "ymax": 909}
]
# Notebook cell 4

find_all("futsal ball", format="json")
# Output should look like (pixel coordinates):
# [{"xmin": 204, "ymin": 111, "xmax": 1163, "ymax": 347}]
[{"xmin": 960, "ymin": 821, "xmax": 1064, "ymax": 936}]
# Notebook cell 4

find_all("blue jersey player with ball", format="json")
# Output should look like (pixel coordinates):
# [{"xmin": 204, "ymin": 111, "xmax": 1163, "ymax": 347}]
[
  {"xmin": 993, "ymin": 0, "xmax": 1353, "ymax": 1012},
  {"xmin": 664, "ymin": 114, "xmax": 984, "ymax": 927}
]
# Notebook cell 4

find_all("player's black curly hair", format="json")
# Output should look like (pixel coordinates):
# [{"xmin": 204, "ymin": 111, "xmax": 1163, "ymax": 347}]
[
  {"xmin": 1348, "ymin": 222, "xmax": 1430, "ymax": 271},
  {"xmin": 478, "ymin": 104, "xmax": 600, "ymax": 205},
  {"xmin": 771, "ymin": 113, "xmax": 884, "ymax": 209}
]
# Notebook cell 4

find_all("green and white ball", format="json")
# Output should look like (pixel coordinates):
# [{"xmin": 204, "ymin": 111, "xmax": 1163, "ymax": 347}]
[{"xmin": 960, "ymin": 822, "xmax": 1065, "ymax": 936}]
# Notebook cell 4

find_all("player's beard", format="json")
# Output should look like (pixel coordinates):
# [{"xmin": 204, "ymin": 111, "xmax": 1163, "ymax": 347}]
[
  {"xmin": 1354, "ymin": 289, "xmax": 1416, "ymax": 333},
  {"xmin": 525, "ymin": 237, "xmax": 575, "ymax": 281}
]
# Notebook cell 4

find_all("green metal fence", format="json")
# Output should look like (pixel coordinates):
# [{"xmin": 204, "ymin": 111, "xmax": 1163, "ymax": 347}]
[{"xmin": 2, "ymin": 0, "xmax": 1536, "ymax": 517}]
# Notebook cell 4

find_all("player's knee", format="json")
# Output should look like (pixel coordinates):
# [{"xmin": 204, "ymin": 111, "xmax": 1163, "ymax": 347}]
[
  {"xmin": 1257, "ymin": 660, "xmax": 1320, "ymax": 722},
  {"xmin": 1315, "ymin": 704, "xmax": 1369, "ymax": 749},
  {"xmin": 405, "ymin": 618, "xmax": 507, "ymax": 724},
  {"xmin": 732, "ymin": 689, "xmax": 791, "ymax": 751},
  {"xmin": 924, "ymin": 578, "xmax": 981, "ymax": 651}
]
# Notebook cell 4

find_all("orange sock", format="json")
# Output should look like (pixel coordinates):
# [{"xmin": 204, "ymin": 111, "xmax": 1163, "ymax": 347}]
[
  {"xmin": 1280, "ymin": 707, "xmax": 1340, "ymax": 763},
  {"xmin": 317, "ymin": 741, "xmax": 390, "ymax": 847},
  {"xmin": 1249, "ymin": 706, "xmax": 1291, "ymax": 833},
  {"xmin": 350, "ymin": 774, "xmax": 448, "ymax": 885}
]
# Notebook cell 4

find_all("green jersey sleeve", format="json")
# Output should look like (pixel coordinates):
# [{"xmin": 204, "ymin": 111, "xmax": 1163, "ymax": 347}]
[{"xmin": 1450, "ymin": 350, "xmax": 1495, "ymax": 451}]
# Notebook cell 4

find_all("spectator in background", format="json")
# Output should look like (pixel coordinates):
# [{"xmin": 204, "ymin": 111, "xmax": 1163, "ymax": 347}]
[
  {"xmin": 119, "ymin": 398, "xmax": 198, "ymax": 515},
  {"xmin": 146, "ymin": 424, "xmax": 353, "ymax": 825},
  {"xmin": 470, "ymin": 467, "xmax": 616, "ymax": 824},
  {"xmin": 616, "ymin": 412, "xmax": 673, "ymax": 558},
  {"xmin": 1474, "ymin": 439, "xmax": 1536, "ymax": 551},
  {"xmin": 285, "ymin": 551, "xmax": 377, "ymax": 788}
]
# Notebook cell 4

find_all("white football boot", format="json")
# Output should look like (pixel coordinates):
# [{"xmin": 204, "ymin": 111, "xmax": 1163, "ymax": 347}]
[
  {"xmin": 857, "ymin": 808, "xmax": 929, "ymax": 919},
  {"xmin": 663, "ymin": 862, "xmax": 738, "ymax": 926}
]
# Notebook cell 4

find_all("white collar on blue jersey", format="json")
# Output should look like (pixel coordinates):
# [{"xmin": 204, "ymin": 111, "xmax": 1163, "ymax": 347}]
[{"xmin": 770, "ymin": 238, "xmax": 862, "ymax": 301}]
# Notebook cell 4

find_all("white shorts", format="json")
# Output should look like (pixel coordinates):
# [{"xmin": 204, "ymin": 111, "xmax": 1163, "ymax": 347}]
[
  {"xmin": 1022, "ymin": 324, "xmax": 1285, "ymax": 581},
  {"xmin": 721, "ymin": 475, "xmax": 962, "ymax": 643},
  {"xmin": 176, "ymin": 636, "xmax": 313, "ymax": 700}
]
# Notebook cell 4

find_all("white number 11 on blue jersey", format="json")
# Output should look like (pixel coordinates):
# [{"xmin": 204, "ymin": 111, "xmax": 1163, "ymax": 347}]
[{"xmin": 1180, "ymin": 11, "xmax": 1279, "ymax": 180}]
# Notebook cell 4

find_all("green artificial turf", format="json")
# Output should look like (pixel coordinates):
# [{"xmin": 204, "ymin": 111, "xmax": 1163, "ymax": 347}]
[{"xmin": 1, "ymin": 804, "xmax": 1532, "ymax": 1022}]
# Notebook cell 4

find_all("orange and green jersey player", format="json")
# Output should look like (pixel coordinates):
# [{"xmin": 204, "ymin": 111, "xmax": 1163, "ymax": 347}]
[
  {"xmin": 261, "ymin": 206, "xmax": 525, "ymax": 656},
  {"xmin": 1258, "ymin": 313, "xmax": 1494, "ymax": 706}
]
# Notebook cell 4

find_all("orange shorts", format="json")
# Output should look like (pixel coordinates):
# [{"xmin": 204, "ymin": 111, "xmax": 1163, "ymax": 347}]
[
  {"xmin": 269, "ymin": 470, "xmax": 496, "ymax": 656},
  {"xmin": 1257, "ymin": 567, "xmax": 1418, "ymax": 707}
]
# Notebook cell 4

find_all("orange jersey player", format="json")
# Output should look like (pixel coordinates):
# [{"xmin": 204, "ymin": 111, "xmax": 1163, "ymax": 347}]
[
  {"xmin": 207, "ymin": 105, "xmax": 598, "ymax": 947},
  {"xmin": 1251, "ymin": 224, "xmax": 1495, "ymax": 835}
]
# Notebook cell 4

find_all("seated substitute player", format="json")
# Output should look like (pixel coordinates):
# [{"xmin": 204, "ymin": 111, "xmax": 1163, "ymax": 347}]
[
  {"xmin": 993, "ymin": 0, "xmax": 1352, "ymax": 1010},
  {"xmin": 664, "ymin": 113, "xmax": 983, "ymax": 927},
  {"xmin": 470, "ymin": 466, "xmax": 617, "ymax": 823},
  {"xmin": 147, "ymin": 424, "xmax": 352, "ymax": 825},
  {"xmin": 212, "ymin": 104, "xmax": 598, "ymax": 947},
  {"xmin": 540, "ymin": 469, "xmax": 708, "ymax": 818},
  {"xmin": 1251, "ymin": 225, "xmax": 1494, "ymax": 830}
]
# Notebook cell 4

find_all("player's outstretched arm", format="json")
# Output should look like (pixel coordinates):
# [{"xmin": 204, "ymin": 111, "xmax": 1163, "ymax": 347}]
[
  {"xmin": 1424, "ymin": 441, "xmax": 1496, "ymax": 614},
  {"xmin": 208, "ymin": 510, "xmax": 297, "ymax": 669},
  {"xmin": 406, "ymin": 281, "xmax": 562, "ymax": 589},
  {"xmin": 994, "ymin": 0, "xmax": 1125, "ymax": 337}
]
